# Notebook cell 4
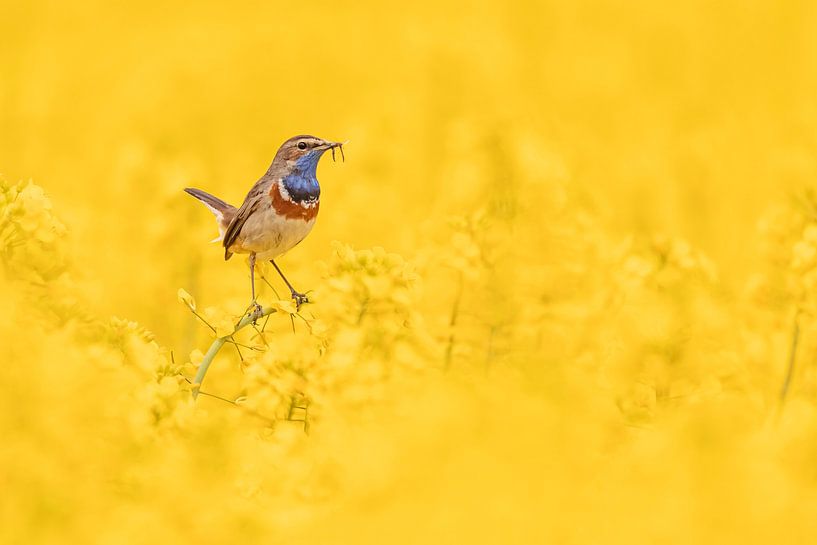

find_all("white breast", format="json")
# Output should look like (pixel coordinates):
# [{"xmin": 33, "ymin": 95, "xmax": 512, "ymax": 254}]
[{"xmin": 232, "ymin": 203, "xmax": 317, "ymax": 259}]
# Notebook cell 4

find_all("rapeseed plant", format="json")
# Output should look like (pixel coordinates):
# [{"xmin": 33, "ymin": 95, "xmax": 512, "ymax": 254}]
[{"xmin": 4, "ymin": 2, "xmax": 817, "ymax": 543}]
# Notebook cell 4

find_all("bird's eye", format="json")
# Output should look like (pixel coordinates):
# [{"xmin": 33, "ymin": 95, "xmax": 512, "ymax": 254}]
[{"xmin": 297, "ymin": 142, "xmax": 307, "ymax": 150}]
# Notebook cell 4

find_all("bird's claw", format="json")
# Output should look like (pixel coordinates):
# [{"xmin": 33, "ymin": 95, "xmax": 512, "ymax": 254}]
[
  {"xmin": 249, "ymin": 301, "xmax": 263, "ymax": 323},
  {"xmin": 291, "ymin": 291, "xmax": 309, "ymax": 310}
]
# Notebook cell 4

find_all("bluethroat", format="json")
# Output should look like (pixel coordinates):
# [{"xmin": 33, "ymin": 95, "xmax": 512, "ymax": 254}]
[{"xmin": 185, "ymin": 135, "xmax": 344, "ymax": 311}]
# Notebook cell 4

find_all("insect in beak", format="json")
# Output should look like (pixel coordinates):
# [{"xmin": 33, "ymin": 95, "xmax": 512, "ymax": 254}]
[{"xmin": 329, "ymin": 141, "xmax": 347, "ymax": 162}]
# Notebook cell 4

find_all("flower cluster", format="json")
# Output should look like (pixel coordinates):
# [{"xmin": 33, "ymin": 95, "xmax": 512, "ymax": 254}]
[
  {"xmin": 0, "ymin": 179, "xmax": 67, "ymax": 283},
  {"xmin": 5, "ymin": 2, "xmax": 817, "ymax": 538}
]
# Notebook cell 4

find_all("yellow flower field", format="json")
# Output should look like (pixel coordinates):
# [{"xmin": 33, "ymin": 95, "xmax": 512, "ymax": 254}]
[{"xmin": 2, "ymin": 1, "xmax": 817, "ymax": 543}]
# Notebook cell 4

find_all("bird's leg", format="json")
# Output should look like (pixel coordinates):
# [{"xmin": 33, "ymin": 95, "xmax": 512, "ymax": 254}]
[
  {"xmin": 249, "ymin": 252, "xmax": 262, "ymax": 315},
  {"xmin": 270, "ymin": 259, "xmax": 309, "ymax": 309}
]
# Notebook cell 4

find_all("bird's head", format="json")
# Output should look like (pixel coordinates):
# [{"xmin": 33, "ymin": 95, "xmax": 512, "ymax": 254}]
[{"xmin": 272, "ymin": 135, "xmax": 344, "ymax": 175}]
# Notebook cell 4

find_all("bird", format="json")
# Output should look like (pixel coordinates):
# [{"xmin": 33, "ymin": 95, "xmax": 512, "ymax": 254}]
[{"xmin": 184, "ymin": 134, "xmax": 344, "ymax": 312}]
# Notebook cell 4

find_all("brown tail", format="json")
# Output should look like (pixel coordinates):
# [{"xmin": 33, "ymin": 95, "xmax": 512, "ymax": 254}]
[
  {"xmin": 184, "ymin": 187, "xmax": 236, "ymax": 240},
  {"xmin": 184, "ymin": 188, "xmax": 233, "ymax": 214}
]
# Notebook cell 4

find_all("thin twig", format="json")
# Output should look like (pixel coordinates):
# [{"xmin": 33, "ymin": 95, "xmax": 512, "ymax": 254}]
[
  {"xmin": 181, "ymin": 376, "xmax": 276, "ymax": 425},
  {"xmin": 444, "ymin": 272, "xmax": 464, "ymax": 371},
  {"xmin": 260, "ymin": 274, "xmax": 282, "ymax": 300},
  {"xmin": 780, "ymin": 310, "xmax": 801, "ymax": 404},
  {"xmin": 287, "ymin": 396, "xmax": 310, "ymax": 433},
  {"xmin": 249, "ymin": 323, "xmax": 270, "ymax": 346},
  {"xmin": 293, "ymin": 312, "xmax": 315, "ymax": 333},
  {"xmin": 190, "ymin": 310, "xmax": 217, "ymax": 334},
  {"xmin": 224, "ymin": 338, "xmax": 264, "ymax": 351},
  {"xmin": 356, "ymin": 297, "xmax": 369, "ymax": 325},
  {"xmin": 230, "ymin": 337, "xmax": 244, "ymax": 361},
  {"xmin": 192, "ymin": 306, "xmax": 276, "ymax": 400}
]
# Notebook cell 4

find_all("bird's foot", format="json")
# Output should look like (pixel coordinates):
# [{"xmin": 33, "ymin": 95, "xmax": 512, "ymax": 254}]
[
  {"xmin": 291, "ymin": 290, "xmax": 309, "ymax": 310},
  {"xmin": 248, "ymin": 300, "xmax": 263, "ymax": 323}
]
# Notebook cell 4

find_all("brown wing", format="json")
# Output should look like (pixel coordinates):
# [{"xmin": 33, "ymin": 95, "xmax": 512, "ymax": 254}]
[{"xmin": 222, "ymin": 177, "xmax": 273, "ymax": 260}]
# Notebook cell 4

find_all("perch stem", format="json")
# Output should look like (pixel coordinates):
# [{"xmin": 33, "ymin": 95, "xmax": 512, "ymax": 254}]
[{"xmin": 192, "ymin": 306, "xmax": 276, "ymax": 400}]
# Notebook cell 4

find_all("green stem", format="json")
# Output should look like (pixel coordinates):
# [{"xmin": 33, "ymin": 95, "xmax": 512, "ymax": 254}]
[
  {"xmin": 444, "ymin": 272, "xmax": 464, "ymax": 371},
  {"xmin": 779, "ymin": 309, "xmax": 801, "ymax": 405},
  {"xmin": 192, "ymin": 306, "xmax": 276, "ymax": 400}
]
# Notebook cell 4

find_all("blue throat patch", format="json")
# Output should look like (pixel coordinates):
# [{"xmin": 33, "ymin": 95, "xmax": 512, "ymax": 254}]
[{"xmin": 283, "ymin": 151, "xmax": 323, "ymax": 203}]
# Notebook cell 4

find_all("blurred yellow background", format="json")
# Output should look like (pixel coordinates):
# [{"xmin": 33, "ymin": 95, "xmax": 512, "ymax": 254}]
[{"xmin": 3, "ymin": 1, "xmax": 817, "ymax": 543}]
